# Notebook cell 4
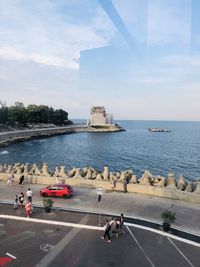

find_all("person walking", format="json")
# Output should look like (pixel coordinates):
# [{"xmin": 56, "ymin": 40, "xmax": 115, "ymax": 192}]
[
  {"xmin": 119, "ymin": 213, "xmax": 125, "ymax": 235},
  {"xmin": 116, "ymin": 219, "xmax": 120, "ymax": 238},
  {"xmin": 110, "ymin": 218, "xmax": 118, "ymax": 238},
  {"xmin": 19, "ymin": 192, "xmax": 25, "ymax": 208},
  {"xmin": 110, "ymin": 179, "xmax": 116, "ymax": 191},
  {"xmin": 11, "ymin": 174, "xmax": 14, "ymax": 186},
  {"xmin": 19, "ymin": 175, "xmax": 24, "ymax": 188},
  {"xmin": 25, "ymin": 200, "xmax": 32, "ymax": 218},
  {"xmin": 7, "ymin": 174, "xmax": 12, "ymax": 186},
  {"xmin": 14, "ymin": 195, "xmax": 18, "ymax": 209},
  {"xmin": 123, "ymin": 178, "xmax": 128, "ymax": 193},
  {"xmin": 101, "ymin": 219, "xmax": 111, "ymax": 243},
  {"xmin": 26, "ymin": 188, "xmax": 33, "ymax": 203}
]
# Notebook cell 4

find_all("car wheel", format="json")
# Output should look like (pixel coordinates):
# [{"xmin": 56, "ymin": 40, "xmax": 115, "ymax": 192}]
[
  {"xmin": 63, "ymin": 194, "xmax": 69, "ymax": 199},
  {"xmin": 42, "ymin": 193, "xmax": 48, "ymax": 197}
]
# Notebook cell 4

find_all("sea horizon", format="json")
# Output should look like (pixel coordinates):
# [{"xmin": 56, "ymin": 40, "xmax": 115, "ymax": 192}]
[
  {"xmin": 0, "ymin": 120, "xmax": 199, "ymax": 181},
  {"xmin": 71, "ymin": 118, "xmax": 200, "ymax": 123}
]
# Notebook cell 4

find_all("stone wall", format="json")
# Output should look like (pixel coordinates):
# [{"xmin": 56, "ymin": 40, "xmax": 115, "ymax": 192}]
[{"xmin": 1, "ymin": 163, "xmax": 200, "ymax": 204}]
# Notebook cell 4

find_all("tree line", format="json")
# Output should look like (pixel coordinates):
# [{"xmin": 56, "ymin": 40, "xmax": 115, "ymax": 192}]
[{"xmin": 0, "ymin": 102, "xmax": 72, "ymax": 126}]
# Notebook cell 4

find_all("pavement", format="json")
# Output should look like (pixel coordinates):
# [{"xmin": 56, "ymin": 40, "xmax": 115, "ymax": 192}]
[
  {"xmin": 0, "ymin": 181, "xmax": 200, "ymax": 234},
  {"xmin": 1, "ymin": 181, "xmax": 200, "ymax": 267}
]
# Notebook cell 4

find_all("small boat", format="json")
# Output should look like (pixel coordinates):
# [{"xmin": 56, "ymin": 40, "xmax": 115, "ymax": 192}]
[{"xmin": 148, "ymin": 128, "xmax": 171, "ymax": 133}]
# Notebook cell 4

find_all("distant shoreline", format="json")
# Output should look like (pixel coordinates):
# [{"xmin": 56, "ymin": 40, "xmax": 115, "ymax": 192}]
[{"xmin": 0, "ymin": 124, "xmax": 124, "ymax": 148}]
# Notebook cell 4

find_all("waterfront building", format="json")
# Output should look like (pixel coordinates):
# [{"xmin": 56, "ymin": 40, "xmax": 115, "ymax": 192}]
[{"xmin": 89, "ymin": 106, "xmax": 114, "ymax": 126}]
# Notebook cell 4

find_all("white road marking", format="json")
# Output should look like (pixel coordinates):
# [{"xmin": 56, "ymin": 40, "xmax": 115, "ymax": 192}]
[
  {"xmin": 40, "ymin": 243, "xmax": 55, "ymax": 252},
  {"xmin": 6, "ymin": 253, "xmax": 16, "ymax": 259},
  {"xmin": 126, "ymin": 226, "xmax": 156, "ymax": 267},
  {"xmin": 125, "ymin": 222, "xmax": 200, "ymax": 248},
  {"xmin": 0, "ymin": 214, "xmax": 102, "ymax": 231},
  {"xmin": 167, "ymin": 237, "xmax": 195, "ymax": 267},
  {"xmin": 1, "ymin": 214, "xmax": 200, "ymax": 249}
]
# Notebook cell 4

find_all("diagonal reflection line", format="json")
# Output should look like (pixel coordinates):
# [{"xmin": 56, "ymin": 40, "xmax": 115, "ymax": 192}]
[
  {"xmin": 35, "ymin": 215, "xmax": 89, "ymax": 267},
  {"xmin": 98, "ymin": 0, "xmax": 136, "ymax": 50}
]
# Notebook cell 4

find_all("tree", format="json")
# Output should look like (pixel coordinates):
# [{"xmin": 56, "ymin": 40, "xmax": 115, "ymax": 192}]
[
  {"xmin": 52, "ymin": 109, "xmax": 69, "ymax": 125},
  {"xmin": 0, "ymin": 102, "xmax": 71, "ymax": 126},
  {"xmin": 26, "ymin": 105, "xmax": 41, "ymax": 123},
  {"xmin": 0, "ymin": 107, "xmax": 8, "ymax": 125},
  {"xmin": 8, "ymin": 103, "xmax": 26, "ymax": 126}
]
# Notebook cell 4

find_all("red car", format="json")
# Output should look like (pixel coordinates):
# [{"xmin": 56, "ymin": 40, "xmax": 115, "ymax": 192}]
[{"xmin": 40, "ymin": 184, "xmax": 73, "ymax": 198}]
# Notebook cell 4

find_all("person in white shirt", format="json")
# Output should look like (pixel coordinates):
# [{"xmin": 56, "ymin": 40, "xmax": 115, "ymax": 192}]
[{"xmin": 26, "ymin": 188, "xmax": 33, "ymax": 203}]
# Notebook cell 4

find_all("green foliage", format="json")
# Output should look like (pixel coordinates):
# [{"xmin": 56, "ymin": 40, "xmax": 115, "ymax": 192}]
[
  {"xmin": 161, "ymin": 209, "xmax": 176, "ymax": 224},
  {"xmin": 0, "ymin": 102, "xmax": 71, "ymax": 126},
  {"xmin": 9, "ymin": 103, "xmax": 26, "ymax": 126},
  {"xmin": 43, "ymin": 198, "xmax": 54, "ymax": 208},
  {"xmin": 0, "ymin": 107, "xmax": 8, "ymax": 124},
  {"xmin": 52, "ymin": 109, "xmax": 69, "ymax": 125}
]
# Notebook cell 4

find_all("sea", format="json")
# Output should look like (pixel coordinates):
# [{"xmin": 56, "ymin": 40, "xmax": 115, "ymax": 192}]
[{"xmin": 0, "ymin": 120, "xmax": 200, "ymax": 181}]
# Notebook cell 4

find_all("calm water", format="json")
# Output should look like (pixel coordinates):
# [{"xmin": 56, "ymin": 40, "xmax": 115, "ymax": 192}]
[{"xmin": 0, "ymin": 120, "xmax": 200, "ymax": 180}]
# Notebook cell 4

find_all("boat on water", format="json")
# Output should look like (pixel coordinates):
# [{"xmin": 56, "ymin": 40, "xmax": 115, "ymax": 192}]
[{"xmin": 148, "ymin": 128, "xmax": 171, "ymax": 133}]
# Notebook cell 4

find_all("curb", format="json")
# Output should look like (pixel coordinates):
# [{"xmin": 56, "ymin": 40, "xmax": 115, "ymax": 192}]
[{"xmin": 1, "ymin": 200, "xmax": 200, "ymax": 245}]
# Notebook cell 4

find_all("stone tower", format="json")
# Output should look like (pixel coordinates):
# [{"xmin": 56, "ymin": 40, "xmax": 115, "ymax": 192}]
[{"xmin": 89, "ymin": 106, "xmax": 113, "ymax": 126}]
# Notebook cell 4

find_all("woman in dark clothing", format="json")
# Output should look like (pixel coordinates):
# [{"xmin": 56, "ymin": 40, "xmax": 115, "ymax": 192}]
[
  {"xmin": 101, "ymin": 219, "xmax": 111, "ymax": 242},
  {"xmin": 119, "ymin": 214, "xmax": 125, "ymax": 234},
  {"xmin": 19, "ymin": 175, "xmax": 24, "ymax": 187}
]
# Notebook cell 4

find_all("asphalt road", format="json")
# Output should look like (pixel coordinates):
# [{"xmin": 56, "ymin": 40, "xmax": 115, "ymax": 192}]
[
  {"xmin": 1, "ymin": 182, "xmax": 200, "ymax": 266},
  {"xmin": 0, "ymin": 211, "xmax": 200, "ymax": 267},
  {"xmin": 0, "ymin": 182, "xmax": 200, "ymax": 233}
]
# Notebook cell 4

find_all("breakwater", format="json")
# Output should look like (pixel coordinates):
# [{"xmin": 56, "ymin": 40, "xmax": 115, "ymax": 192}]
[
  {"xmin": 1, "ymin": 163, "xmax": 200, "ymax": 203},
  {"xmin": 0, "ymin": 124, "xmax": 124, "ymax": 147}
]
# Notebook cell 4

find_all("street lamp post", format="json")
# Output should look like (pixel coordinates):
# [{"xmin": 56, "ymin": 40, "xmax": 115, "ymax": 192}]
[{"xmin": 96, "ymin": 187, "xmax": 104, "ymax": 226}]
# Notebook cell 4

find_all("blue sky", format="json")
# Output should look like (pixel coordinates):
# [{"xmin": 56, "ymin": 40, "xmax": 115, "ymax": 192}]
[{"xmin": 0, "ymin": 0, "xmax": 200, "ymax": 120}]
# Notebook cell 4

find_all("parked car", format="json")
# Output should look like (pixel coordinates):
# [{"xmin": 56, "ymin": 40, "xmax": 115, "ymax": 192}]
[{"xmin": 40, "ymin": 184, "xmax": 73, "ymax": 198}]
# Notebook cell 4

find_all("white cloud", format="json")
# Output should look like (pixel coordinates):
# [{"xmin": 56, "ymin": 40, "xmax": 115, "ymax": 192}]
[
  {"xmin": 0, "ymin": 46, "xmax": 78, "ymax": 69},
  {"xmin": 0, "ymin": 0, "xmax": 115, "ymax": 70},
  {"xmin": 147, "ymin": 0, "xmax": 191, "ymax": 45}
]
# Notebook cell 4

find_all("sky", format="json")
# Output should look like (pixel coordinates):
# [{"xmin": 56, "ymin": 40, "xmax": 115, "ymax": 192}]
[{"xmin": 0, "ymin": 0, "xmax": 200, "ymax": 121}]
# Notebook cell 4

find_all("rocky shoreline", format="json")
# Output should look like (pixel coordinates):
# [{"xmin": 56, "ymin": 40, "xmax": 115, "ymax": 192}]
[
  {"xmin": 0, "ymin": 127, "xmax": 74, "ymax": 148},
  {"xmin": 0, "ymin": 124, "xmax": 124, "ymax": 148},
  {"xmin": 0, "ymin": 163, "xmax": 200, "ymax": 203}
]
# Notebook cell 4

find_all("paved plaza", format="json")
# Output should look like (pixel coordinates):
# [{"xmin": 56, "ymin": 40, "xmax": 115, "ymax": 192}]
[
  {"xmin": 0, "ymin": 182, "xmax": 200, "ymax": 266},
  {"xmin": 0, "ymin": 209, "xmax": 199, "ymax": 267}
]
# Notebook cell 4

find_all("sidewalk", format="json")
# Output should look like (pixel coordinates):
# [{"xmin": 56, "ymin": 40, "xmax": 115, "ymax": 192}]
[{"xmin": 0, "ymin": 181, "xmax": 199, "ymax": 234}]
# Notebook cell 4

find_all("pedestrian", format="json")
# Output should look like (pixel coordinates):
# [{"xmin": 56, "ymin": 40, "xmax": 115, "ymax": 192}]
[
  {"xmin": 110, "ymin": 218, "xmax": 118, "ymax": 238},
  {"xmin": 119, "ymin": 213, "xmax": 125, "ymax": 235},
  {"xmin": 14, "ymin": 195, "xmax": 18, "ymax": 209},
  {"xmin": 101, "ymin": 219, "xmax": 111, "ymax": 243},
  {"xmin": 123, "ymin": 178, "xmax": 128, "ymax": 193},
  {"xmin": 26, "ymin": 188, "xmax": 33, "ymax": 203},
  {"xmin": 19, "ymin": 192, "xmax": 25, "ymax": 208},
  {"xmin": 7, "ymin": 174, "xmax": 12, "ymax": 186},
  {"xmin": 25, "ymin": 200, "xmax": 32, "ymax": 218},
  {"xmin": 116, "ymin": 219, "xmax": 120, "ymax": 238},
  {"xmin": 110, "ymin": 179, "xmax": 116, "ymax": 191},
  {"xmin": 11, "ymin": 174, "xmax": 14, "ymax": 185},
  {"xmin": 19, "ymin": 175, "xmax": 24, "ymax": 188}
]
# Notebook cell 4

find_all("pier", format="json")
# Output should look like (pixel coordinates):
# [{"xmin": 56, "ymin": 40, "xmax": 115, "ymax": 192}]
[{"xmin": 0, "ymin": 123, "xmax": 124, "ymax": 147}]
